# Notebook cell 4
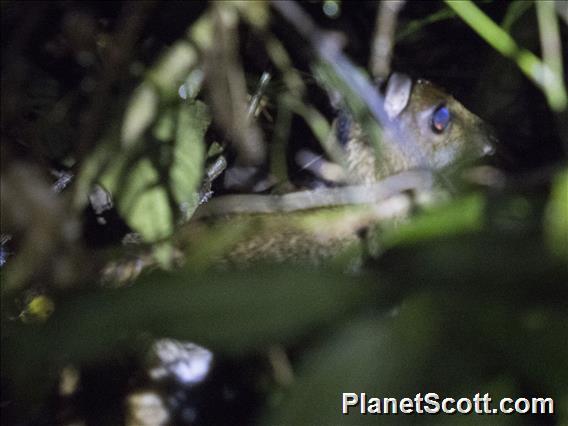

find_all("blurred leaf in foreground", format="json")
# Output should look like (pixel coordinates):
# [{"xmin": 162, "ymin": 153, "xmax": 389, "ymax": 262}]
[
  {"xmin": 380, "ymin": 193, "xmax": 485, "ymax": 250},
  {"xmin": 3, "ymin": 264, "xmax": 377, "ymax": 406},
  {"xmin": 545, "ymin": 168, "xmax": 568, "ymax": 261},
  {"xmin": 263, "ymin": 227, "xmax": 567, "ymax": 425}
]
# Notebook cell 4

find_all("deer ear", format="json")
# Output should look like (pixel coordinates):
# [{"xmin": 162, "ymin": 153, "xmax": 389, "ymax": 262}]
[{"xmin": 384, "ymin": 73, "xmax": 412, "ymax": 120}]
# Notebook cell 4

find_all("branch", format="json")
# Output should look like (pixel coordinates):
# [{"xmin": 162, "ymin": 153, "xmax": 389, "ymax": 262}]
[{"xmin": 193, "ymin": 170, "xmax": 434, "ymax": 217}]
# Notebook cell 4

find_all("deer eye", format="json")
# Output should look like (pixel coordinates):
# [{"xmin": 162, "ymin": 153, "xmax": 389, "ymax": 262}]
[{"xmin": 431, "ymin": 104, "xmax": 451, "ymax": 134}]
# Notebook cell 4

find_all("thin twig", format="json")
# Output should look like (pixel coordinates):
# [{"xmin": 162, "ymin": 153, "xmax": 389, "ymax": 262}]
[
  {"xmin": 205, "ymin": 3, "xmax": 266, "ymax": 167},
  {"xmin": 270, "ymin": 0, "xmax": 430, "ymax": 174},
  {"xmin": 370, "ymin": 0, "xmax": 406, "ymax": 81},
  {"xmin": 446, "ymin": 0, "xmax": 567, "ymax": 112},
  {"xmin": 247, "ymin": 71, "xmax": 272, "ymax": 120},
  {"xmin": 193, "ymin": 170, "xmax": 434, "ymax": 217}
]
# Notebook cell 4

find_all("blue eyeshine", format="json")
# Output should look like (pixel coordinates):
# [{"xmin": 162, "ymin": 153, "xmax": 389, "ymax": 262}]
[{"xmin": 431, "ymin": 105, "xmax": 451, "ymax": 133}]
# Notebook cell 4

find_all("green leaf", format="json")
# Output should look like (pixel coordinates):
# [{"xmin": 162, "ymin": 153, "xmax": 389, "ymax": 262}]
[
  {"xmin": 446, "ymin": 0, "xmax": 567, "ymax": 112},
  {"xmin": 97, "ymin": 100, "xmax": 210, "ymax": 241},
  {"xmin": 118, "ymin": 159, "xmax": 173, "ymax": 242},
  {"xmin": 262, "ymin": 289, "xmax": 564, "ymax": 425},
  {"xmin": 207, "ymin": 141, "xmax": 224, "ymax": 158},
  {"xmin": 233, "ymin": 0, "xmax": 269, "ymax": 29},
  {"xmin": 152, "ymin": 106, "xmax": 176, "ymax": 142},
  {"xmin": 98, "ymin": 150, "xmax": 131, "ymax": 197},
  {"xmin": 147, "ymin": 40, "xmax": 198, "ymax": 100},
  {"xmin": 153, "ymin": 241, "xmax": 176, "ymax": 269},
  {"xmin": 121, "ymin": 83, "xmax": 159, "ymax": 149},
  {"xmin": 545, "ymin": 168, "xmax": 568, "ymax": 261},
  {"xmin": 170, "ymin": 100, "xmax": 210, "ymax": 218},
  {"xmin": 261, "ymin": 296, "xmax": 452, "ymax": 426},
  {"xmin": 381, "ymin": 194, "xmax": 485, "ymax": 249},
  {"xmin": 3, "ymin": 265, "xmax": 377, "ymax": 394}
]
